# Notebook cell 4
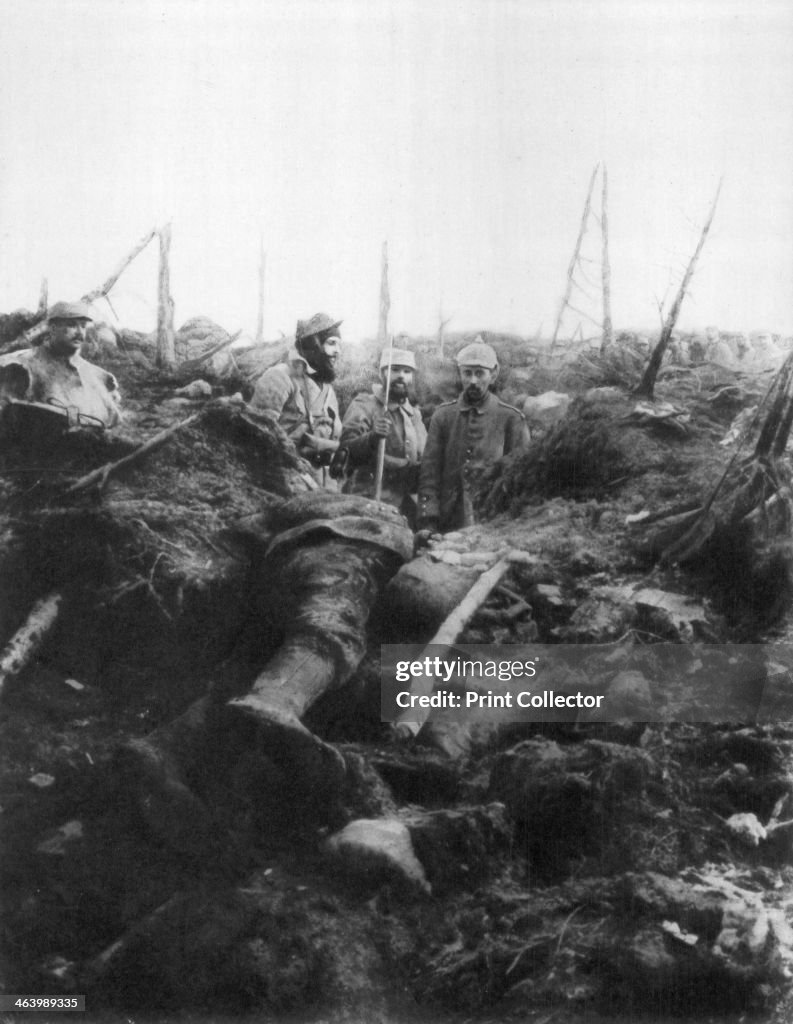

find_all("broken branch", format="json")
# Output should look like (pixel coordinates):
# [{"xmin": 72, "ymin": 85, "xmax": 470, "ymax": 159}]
[
  {"xmin": 0, "ymin": 592, "xmax": 62, "ymax": 699},
  {"xmin": 81, "ymin": 228, "xmax": 157, "ymax": 304},
  {"xmin": 66, "ymin": 411, "xmax": 205, "ymax": 495}
]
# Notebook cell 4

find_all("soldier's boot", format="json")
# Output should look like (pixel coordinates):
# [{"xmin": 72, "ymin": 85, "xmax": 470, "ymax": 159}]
[{"xmin": 225, "ymin": 639, "xmax": 347, "ymax": 790}]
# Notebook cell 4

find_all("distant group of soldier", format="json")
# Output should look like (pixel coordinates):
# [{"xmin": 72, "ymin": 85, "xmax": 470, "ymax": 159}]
[
  {"xmin": 667, "ymin": 325, "xmax": 786, "ymax": 371},
  {"xmin": 246, "ymin": 312, "xmax": 530, "ymax": 533}
]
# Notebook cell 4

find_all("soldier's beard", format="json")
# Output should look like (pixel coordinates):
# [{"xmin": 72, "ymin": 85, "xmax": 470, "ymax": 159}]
[
  {"xmin": 388, "ymin": 381, "xmax": 409, "ymax": 402},
  {"xmin": 464, "ymin": 383, "xmax": 487, "ymax": 403},
  {"xmin": 303, "ymin": 346, "xmax": 337, "ymax": 383},
  {"xmin": 312, "ymin": 359, "xmax": 337, "ymax": 383}
]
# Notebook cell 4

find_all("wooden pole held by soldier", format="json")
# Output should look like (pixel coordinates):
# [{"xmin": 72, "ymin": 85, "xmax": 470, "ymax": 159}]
[{"xmin": 374, "ymin": 335, "xmax": 395, "ymax": 501}]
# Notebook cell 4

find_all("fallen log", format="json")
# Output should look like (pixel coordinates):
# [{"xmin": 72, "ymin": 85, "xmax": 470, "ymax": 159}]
[
  {"xmin": 0, "ymin": 592, "xmax": 62, "ymax": 699},
  {"xmin": 66, "ymin": 411, "xmax": 205, "ymax": 494},
  {"xmin": 394, "ymin": 553, "xmax": 523, "ymax": 738}
]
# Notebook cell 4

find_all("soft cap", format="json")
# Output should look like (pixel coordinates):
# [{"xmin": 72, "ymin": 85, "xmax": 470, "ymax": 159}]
[
  {"xmin": 296, "ymin": 313, "xmax": 342, "ymax": 342},
  {"xmin": 456, "ymin": 339, "xmax": 498, "ymax": 369},
  {"xmin": 48, "ymin": 301, "xmax": 94, "ymax": 322},
  {"xmin": 380, "ymin": 347, "xmax": 416, "ymax": 371}
]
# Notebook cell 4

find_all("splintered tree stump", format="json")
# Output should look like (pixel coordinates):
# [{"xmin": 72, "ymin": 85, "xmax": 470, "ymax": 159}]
[{"xmin": 648, "ymin": 352, "xmax": 793, "ymax": 577}]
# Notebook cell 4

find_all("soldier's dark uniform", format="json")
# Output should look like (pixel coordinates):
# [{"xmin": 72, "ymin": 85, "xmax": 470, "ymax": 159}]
[{"xmin": 418, "ymin": 389, "xmax": 529, "ymax": 531}]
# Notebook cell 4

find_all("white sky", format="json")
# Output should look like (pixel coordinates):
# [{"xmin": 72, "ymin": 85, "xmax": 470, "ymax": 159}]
[{"xmin": 0, "ymin": 0, "xmax": 791, "ymax": 342}]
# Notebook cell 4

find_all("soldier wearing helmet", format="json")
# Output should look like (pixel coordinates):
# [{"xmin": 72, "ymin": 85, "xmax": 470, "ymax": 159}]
[
  {"xmin": 248, "ymin": 312, "xmax": 343, "ymax": 486},
  {"xmin": 338, "ymin": 346, "xmax": 427, "ymax": 525},
  {"xmin": 417, "ymin": 338, "xmax": 529, "ymax": 533},
  {"xmin": 0, "ymin": 300, "xmax": 122, "ymax": 428}
]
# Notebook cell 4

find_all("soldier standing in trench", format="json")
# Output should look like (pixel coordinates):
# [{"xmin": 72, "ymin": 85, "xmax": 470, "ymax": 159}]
[
  {"xmin": 0, "ymin": 301, "xmax": 122, "ymax": 429},
  {"xmin": 338, "ymin": 346, "xmax": 427, "ymax": 526},
  {"xmin": 417, "ymin": 339, "xmax": 529, "ymax": 535},
  {"xmin": 247, "ymin": 312, "xmax": 342, "ymax": 487}
]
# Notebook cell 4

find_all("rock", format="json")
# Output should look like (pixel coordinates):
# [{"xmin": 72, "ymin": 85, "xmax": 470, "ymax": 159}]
[
  {"xmin": 629, "ymin": 587, "xmax": 712, "ymax": 642},
  {"xmin": 403, "ymin": 803, "xmax": 511, "ymax": 894},
  {"xmin": 522, "ymin": 390, "xmax": 571, "ymax": 429},
  {"xmin": 28, "ymin": 773, "xmax": 55, "ymax": 789},
  {"xmin": 174, "ymin": 379, "xmax": 213, "ymax": 399},
  {"xmin": 604, "ymin": 670, "xmax": 656, "ymax": 721},
  {"xmin": 725, "ymin": 812, "xmax": 767, "ymax": 847},
  {"xmin": 529, "ymin": 583, "xmax": 573, "ymax": 628},
  {"xmin": 324, "ymin": 818, "xmax": 431, "ymax": 894}
]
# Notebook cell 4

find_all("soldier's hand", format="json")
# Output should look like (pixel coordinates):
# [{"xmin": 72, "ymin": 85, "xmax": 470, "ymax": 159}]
[
  {"xmin": 414, "ymin": 529, "xmax": 438, "ymax": 553},
  {"xmin": 370, "ymin": 414, "xmax": 391, "ymax": 440}
]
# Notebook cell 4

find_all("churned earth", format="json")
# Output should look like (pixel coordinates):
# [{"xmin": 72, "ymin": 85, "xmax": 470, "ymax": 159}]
[{"xmin": 1, "ymin": 326, "xmax": 792, "ymax": 1024}]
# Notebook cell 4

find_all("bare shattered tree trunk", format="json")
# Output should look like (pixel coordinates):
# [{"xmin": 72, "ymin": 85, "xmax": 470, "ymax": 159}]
[
  {"xmin": 38, "ymin": 278, "xmax": 48, "ymax": 317},
  {"xmin": 600, "ymin": 165, "xmax": 613, "ymax": 354},
  {"xmin": 156, "ymin": 223, "xmax": 176, "ymax": 370},
  {"xmin": 635, "ymin": 180, "xmax": 722, "ymax": 399},
  {"xmin": 550, "ymin": 162, "xmax": 599, "ymax": 351}
]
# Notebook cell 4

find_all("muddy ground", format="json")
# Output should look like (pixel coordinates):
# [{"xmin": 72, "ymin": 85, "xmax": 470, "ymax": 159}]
[{"xmin": 1, "ymin": 331, "xmax": 793, "ymax": 1023}]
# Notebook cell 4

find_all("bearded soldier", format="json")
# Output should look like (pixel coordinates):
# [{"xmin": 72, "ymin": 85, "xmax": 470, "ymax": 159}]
[
  {"xmin": 248, "ymin": 312, "xmax": 342, "ymax": 486},
  {"xmin": 338, "ymin": 347, "xmax": 426, "ymax": 525}
]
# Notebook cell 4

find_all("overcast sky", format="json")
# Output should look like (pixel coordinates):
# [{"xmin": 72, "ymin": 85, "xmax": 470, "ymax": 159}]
[{"xmin": 1, "ymin": 0, "xmax": 791, "ymax": 342}]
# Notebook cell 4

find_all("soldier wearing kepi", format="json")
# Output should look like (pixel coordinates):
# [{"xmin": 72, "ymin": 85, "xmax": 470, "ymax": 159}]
[
  {"xmin": 248, "ymin": 312, "xmax": 342, "ymax": 486},
  {"xmin": 0, "ymin": 301, "xmax": 122, "ymax": 428},
  {"xmin": 417, "ymin": 338, "xmax": 529, "ymax": 533},
  {"xmin": 338, "ymin": 347, "xmax": 427, "ymax": 525}
]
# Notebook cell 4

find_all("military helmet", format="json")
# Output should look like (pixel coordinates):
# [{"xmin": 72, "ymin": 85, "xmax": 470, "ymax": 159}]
[
  {"xmin": 48, "ymin": 300, "xmax": 94, "ymax": 322},
  {"xmin": 296, "ymin": 313, "xmax": 342, "ymax": 343},
  {"xmin": 456, "ymin": 338, "xmax": 498, "ymax": 369},
  {"xmin": 379, "ymin": 347, "xmax": 416, "ymax": 371}
]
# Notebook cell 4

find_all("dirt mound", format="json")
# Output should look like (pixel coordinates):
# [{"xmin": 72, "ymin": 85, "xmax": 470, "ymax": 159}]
[
  {"xmin": 2, "ymin": 334, "xmax": 793, "ymax": 1021},
  {"xmin": 478, "ymin": 388, "xmax": 702, "ymax": 516}
]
